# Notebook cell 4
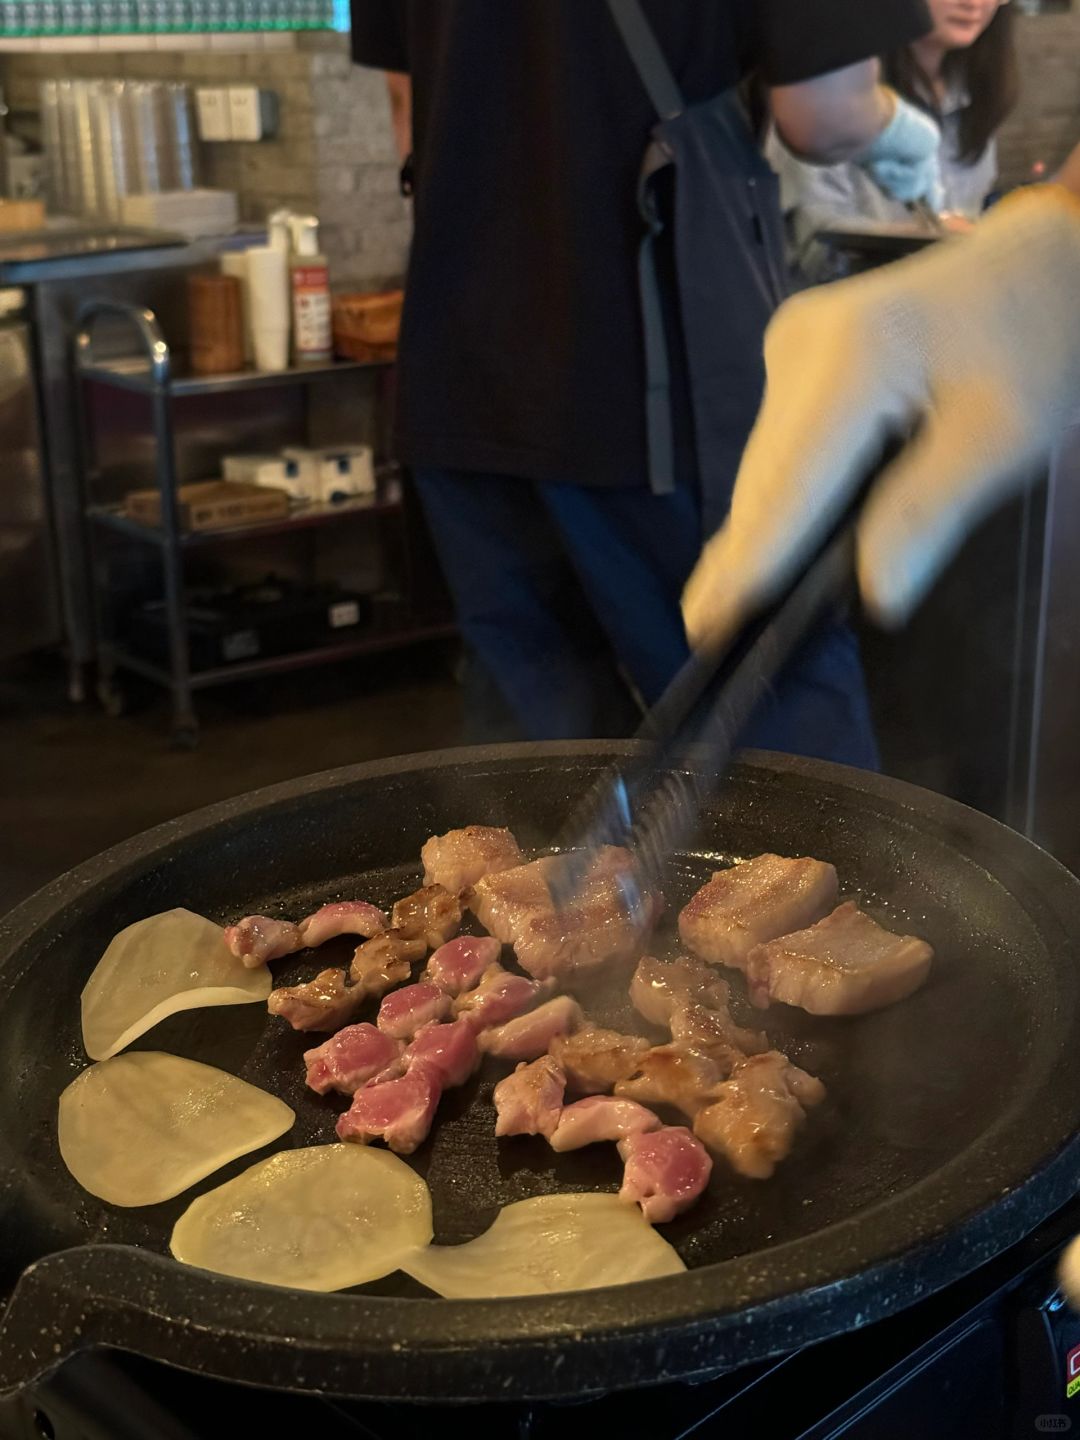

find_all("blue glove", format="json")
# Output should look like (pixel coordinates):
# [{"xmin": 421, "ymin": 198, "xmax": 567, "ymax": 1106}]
[{"xmin": 859, "ymin": 91, "xmax": 945, "ymax": 210}]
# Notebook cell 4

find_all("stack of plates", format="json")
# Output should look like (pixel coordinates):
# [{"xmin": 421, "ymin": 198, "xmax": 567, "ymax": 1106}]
[{"xmin": 120, "ymin": 189, "xmax": 239, "ymax": 240}]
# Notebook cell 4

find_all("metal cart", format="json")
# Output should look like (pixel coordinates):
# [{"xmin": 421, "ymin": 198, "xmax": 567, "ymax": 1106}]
[{"xmin": 74, "ymin": 299, "xmax": 453, "ymax": 747}]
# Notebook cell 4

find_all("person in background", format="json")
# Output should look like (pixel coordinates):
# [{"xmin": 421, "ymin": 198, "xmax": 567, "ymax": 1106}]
[
  {"xmin": 350, "ymin": 1, "xmax": 940, "ymax": 767},
  {"xmin": 767, "ymin": 0, "xmax": 1018, "ymax": 282}
]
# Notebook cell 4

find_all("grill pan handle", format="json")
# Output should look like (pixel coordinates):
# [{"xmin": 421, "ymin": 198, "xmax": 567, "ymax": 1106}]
[{"xmin": 0, "ymin": 1244, "xmax": 386, "ymax": 1399}]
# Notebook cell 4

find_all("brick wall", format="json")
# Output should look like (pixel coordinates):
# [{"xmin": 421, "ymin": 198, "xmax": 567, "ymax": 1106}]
[
  {"xmin": 1, "ymin": 31, "xmax": 411, "ymax": 291},
  {"xmin": 997, "ymin": 11, "xmax": 1080, "ymax": 187}
]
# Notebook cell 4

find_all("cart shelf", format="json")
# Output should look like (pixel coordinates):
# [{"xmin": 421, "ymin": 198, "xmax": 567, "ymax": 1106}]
[
  {"xmin": 86, "ymin": 481, "xmax": 404, "ymax": 549},
  {"xmin": 75, "ymin": 299, "xmax": 452, "ymax": 747},
  {"xmin": 79, "ymin": 353, "xmax": 390, "ymax": 398}
]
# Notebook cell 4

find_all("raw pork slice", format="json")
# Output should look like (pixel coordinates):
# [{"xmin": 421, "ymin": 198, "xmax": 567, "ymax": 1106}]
[
  {"xmin": 693, "ymin": 1051, "xmax": 825, "ymax": 1179},
  {"xmin": 298, "ymin": 901, "xmax": 386, "ymax": 948},
  {"xmin": 403, "ymin": 1018, "xmax": 480, "ymax": 1088},
  {"xmin": 614, "ymin": 1044, "xmax": 726, "ymax": 1118},
  {"xmin": 421, "ymin": 826, "xmax": 524, "ymax": 895},
  {"xmin": 391, "ymin": 885, "xmax": 463, "ymax": 950},
  {"xmin": 630, "ymin": 954, "xmax": 731, "ymax": 1027},
  {"xmin": 678, "ymin": 854, "xmax": 838, "ymax": 971},
  {"xmin": 377, "ymin": 982, "xmax": 451, "ymax": 1040},
  {"xmin": 618, "ymin": 1126, "xmax": 712, "ymax": 1223},
  {"xmin": 304, "ymin": 1023, "xmax": 404, "ymax": 1096},
  {"xmin": 550, "ymin": 1026, "xmax": 651, "ymax": 1095},
  {"xmin": 493, "ymin": 1055, "xmax": 567, "ymax": 1139},
  {"xmin": 453, "ymin": 965, "xmax": 550, "ymax": 1030},
  {"xmin": 549, "ymin": 1096, "xmax": 660, "ymax": 1152},
  {"xmin": 425, "ymin": 935, "xmax": 503, "ymax": 995},
  {"xmin": 336, "ymin": 1066, "xmax": 443, "ymax": 1154},
  {"xmin": 268, "ymin": 968, "xmax": 364, "ymax": 1032},
  {"xmin": 744, "ymin": 901, "xmax": 934, "ymax": 1015},
  {"xmin": 470, "ymin": 847, "xmax": 655, "ymax": 981},
  {"xmin": 224, "ymin": 915, "xmax": 303, "ymax": 968},
  {"xmin": 479, "ymin": 995, "xmax": 583, "ymax": 1061}
]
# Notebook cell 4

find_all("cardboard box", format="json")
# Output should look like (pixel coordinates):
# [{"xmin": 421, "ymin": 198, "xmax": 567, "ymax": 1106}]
[{"xmin": 124, "ymin": 480, "xmax": 290, "ymax": 533}]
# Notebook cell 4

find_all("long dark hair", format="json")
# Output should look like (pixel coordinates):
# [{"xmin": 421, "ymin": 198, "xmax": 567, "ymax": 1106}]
[{"xmin": 883, "ymin": 4, "xmax": 1019, "ymax": 165}]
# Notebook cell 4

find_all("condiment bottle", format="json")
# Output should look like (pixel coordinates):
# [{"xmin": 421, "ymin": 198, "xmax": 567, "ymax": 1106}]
[{"xmin": 288, "ymin": 214, "xmax": 333, "ymax": 366}]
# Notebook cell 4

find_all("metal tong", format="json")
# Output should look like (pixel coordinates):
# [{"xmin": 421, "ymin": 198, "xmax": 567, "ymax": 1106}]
[{"xmin": 546, "ymin": 518, "xmax": 860, "ymax": 921}]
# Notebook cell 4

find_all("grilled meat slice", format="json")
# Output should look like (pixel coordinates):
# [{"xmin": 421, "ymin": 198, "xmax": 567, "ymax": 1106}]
[
  {"xmin": 679, "ymin": 855, "xmax": 838, "ymax": 972},
  {"xmin": 550, "ymin": 1025, "xmax": 651, "ymax": 1096},
  {"xmin": 493, "ymin": 1055, "xmax": 567, "ymax": 1139},
  {"xmin": 693, "ymin": 1051, "xmax": 825, "ymax": 1180},
  {"xmin": 549, "ymin": 1095, "xmax": 660, "ymax": 1152},
  {"xmin": 745, "ymin": 901, "xmax": 933, "ymax": 1015},
  {"xmin": 391, "ymin": 885, "xmax": 463, "ymax": 950},
  {"xmin": 421, "ymin": 825, "xmax": 524, "ymax": 895}
]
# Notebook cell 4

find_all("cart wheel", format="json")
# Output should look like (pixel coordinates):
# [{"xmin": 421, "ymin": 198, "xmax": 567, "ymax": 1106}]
[
  {"xmin": 170, "ymin": 724, "xmax": 199, "ymax": 750},
  {"xmin": 96, "ymin": 678, "xmax": 126, "ymax": 718}
]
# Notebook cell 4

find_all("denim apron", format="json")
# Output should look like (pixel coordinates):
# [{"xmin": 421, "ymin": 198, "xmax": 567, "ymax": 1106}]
[
  {"xmin": 610, "ymin": 0, "xmax": 787, "ymax": 533},
  {"xmin": 608, "ymin": 0, "xmax": 879, "ymax": 769}
]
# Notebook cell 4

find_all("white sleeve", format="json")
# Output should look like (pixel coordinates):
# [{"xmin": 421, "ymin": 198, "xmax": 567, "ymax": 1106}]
[{"xmin": 765, "ymin": 129, "xmax": 864, "ymax": 281}]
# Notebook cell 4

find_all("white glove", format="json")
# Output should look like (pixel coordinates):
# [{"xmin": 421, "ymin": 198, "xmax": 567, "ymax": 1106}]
[
  {"xmin": 858, "ymin": 90, "xmax": 944, "ymax": 210},
  {"xmin": 683, "ymin": 187, "xmax": 1080, "ymax": 652}
]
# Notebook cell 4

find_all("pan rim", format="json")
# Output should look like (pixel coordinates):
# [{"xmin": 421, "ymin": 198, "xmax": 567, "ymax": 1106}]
[{"xmin": 3, "ymin": 742, "xmax": 1080, "ymax": 1400}]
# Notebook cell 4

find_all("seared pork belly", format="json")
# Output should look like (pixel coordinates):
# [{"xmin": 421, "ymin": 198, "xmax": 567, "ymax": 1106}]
[
  {"xmin": 550, "ymin": 1026, "xmax": 651, "ymax": 1095},
  {"xmin": 679, "ymin": 855, "xmax": 838, "ymax": 972},
  {"xmin": 403, "ymin": 1018, "xmax": 480, "ymax": 1089},
  {"xmin": 336, "ymin": 1066, "xmax": 443, "ymax": 1154},
  {"xmin": 224, "ymin": 915, "xmax": 303, "ymax": 968},
  {"xmin": 618, "ymin": 1126, "xmax": 712, "ymax": 1223},
  {"xmin": 349, "ymin": 930, "xmax": 425, "ymax": 989},
  {"xmin": 493, "ymin": 1055, "xmax": 567, "ymax": 1139},
  {"xmin": 479, "ymin": 995, "xmax": 584, "ymax": 1061},
  {"xmin": 303, "ymin": 1023, "xmax": 403, "ymax": 1096},
  {"xmin": 693, "ymin": 1051, "xmax": 826, "ymax": 1180},
  {"xmin": 377, "ymin": 982, "xmax": 451, "ymax": 1040},
  {"xmin": 298, "ymin": 901, "xmax": 386, "ymax": 948},
  {"xmin": 453, "ymin": 964, "xmax": 551, "ymax": 1030},
  {"xmin": 614, "ymin": 1043, "xmax": 726, "ymax": 1118},
  {"xmin": 549, "ymin": 1096, "xmax": 660, "ymax": 1152},
  {"xmin": 630, "ymin": 954, "xmax": 731, "ymax": 1027},
  {"xmin": 391, "ymin": 885, "xmax": 463, "ymax": 950},
  {"xmin": 745, "ymin": 901, "xmax": 934, "ymax": 1015},
  {"xmin": 421, "ymin": 826, "xmax": 524, "ymax": 895},
  {"xmin": 425, "ymin": 935, "xmax": 502, "ymax": 995},
  {"xmin": 470, "ymin": 847, "xmax": 655, "ymax": 982},
  {"xmin": 267, "ymin": 967, "xmax": 364, "ymax": 1032}
]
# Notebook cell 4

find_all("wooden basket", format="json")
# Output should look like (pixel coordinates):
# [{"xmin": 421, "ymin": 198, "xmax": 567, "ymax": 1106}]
[{"xmin": 332, "ymin": 289, "xmax": 403, "ymax": 362}]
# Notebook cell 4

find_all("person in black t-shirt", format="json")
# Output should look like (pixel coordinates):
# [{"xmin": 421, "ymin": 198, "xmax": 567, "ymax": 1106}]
[{"xmin": 350, "ymin": 0, "xmax": 934, "ymax": 758}]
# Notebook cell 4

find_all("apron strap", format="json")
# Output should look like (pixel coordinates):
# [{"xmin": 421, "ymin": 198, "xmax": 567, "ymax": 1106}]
[
  {"xmin": 606, "ymin": 0, "xmax": 684, "ymax": 121},
  {"xmin": 637, "ymin": 140, "xmax": 675, "ymax": 495}
]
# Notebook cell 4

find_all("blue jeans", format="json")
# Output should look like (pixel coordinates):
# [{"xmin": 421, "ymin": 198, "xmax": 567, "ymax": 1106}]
[{"xmin": 414, "ymin": 467, "xmax": 879, "ymax": 769}]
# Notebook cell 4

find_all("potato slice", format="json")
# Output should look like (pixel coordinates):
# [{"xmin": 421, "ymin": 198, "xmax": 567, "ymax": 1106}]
[
  {"xmin": 401, "ymin": 1192, "xmax": 685, "ymax": 1298},
  {"xmin": 170, "ymin": 1145, "xmax": 433, "ymax": 1291},
  {"xmin": 82, "ymin": 908, "xmax": 270, "ymax": 1061},
  {"xmin": 58, "ymin": 1051, "xmax": 294, "ymax": 1207}
]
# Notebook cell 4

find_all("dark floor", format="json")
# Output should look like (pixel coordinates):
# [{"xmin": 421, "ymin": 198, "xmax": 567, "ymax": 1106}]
[{"xmin": 0, "ymin": 644, "xmax": 466, "ymax": 914}]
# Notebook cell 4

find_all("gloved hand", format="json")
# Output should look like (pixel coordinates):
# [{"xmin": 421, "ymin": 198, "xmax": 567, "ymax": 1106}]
[
  {"xmin": 682, "ymin": 187, "xmax": 1080, "ymax": 652},
  {"xmin": 857, "ymin": 89, "xmax": 944, "ymax": 210}
]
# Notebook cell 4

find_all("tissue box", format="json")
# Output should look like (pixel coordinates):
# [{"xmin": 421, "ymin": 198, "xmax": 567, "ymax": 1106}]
[
  {"xmin": 222, "ymin": 453, "xmax": 311, "ymax": 501},
  {"xmin": 282, "ymin": 446, "xmax": 376, "ymax": 503}
]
